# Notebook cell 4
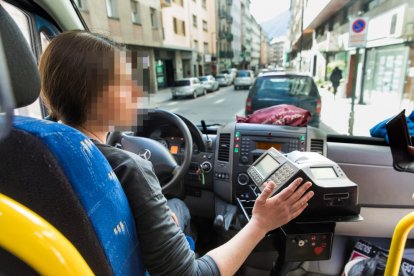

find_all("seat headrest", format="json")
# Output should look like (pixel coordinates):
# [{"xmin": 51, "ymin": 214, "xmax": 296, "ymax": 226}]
[{"xmin": 0, "ymin": 3, "xmax": 40, "ymax": 108}]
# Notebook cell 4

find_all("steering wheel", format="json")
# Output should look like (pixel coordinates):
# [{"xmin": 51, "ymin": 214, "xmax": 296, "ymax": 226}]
[{"xmin": 107, "ymin": 109, "xmax": 193, "ymax": 194}]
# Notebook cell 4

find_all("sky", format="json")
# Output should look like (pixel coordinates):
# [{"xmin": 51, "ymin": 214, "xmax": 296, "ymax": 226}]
[{"xmin": 249, "ymin": 0, "xmax": 290, "ymax": 23}]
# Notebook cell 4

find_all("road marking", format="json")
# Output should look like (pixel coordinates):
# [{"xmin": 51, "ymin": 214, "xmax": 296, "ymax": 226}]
[
  {"xmin": 214, "ymin": 99, "xmax": 225, "ymax": 104},
  {"xmin": 166, "ymin": 101, "xmax": 178, "ymax": 106}
]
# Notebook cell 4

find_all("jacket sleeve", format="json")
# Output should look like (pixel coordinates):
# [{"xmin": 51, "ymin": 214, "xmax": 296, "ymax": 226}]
[{"xmin": 111, "ymin": 152, "xmax": 220, "ymax": 276}]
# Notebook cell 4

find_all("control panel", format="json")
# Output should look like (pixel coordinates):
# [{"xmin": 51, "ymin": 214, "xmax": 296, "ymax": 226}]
[{"xmin": 281, "ymin": 222, "xmax": 335, "ymax": 261}]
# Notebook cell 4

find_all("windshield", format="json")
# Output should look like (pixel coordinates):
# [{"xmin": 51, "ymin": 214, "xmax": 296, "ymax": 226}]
[
  {"xmin": 23, "ymin": 0, "xmax": 414, "ymax": 137},
  {"xmin": 255, "ymin": 76, "xmax": 312, "ymax": 97},
  {"xmin": 199, "ymin": 77, "xmax": 208, "ymax": 81},
  {"xmin": 174, "ymin": 80, "xmax": 190, "ymax": 87},
  {"xmin": 237, "ymin": 71, "xmax": 251, "ymax": 77}
]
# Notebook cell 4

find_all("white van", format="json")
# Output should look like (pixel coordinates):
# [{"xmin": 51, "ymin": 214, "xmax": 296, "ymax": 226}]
[{"xmin": 234, "ymin": 70, "xmax": 255, "ymax": 90}]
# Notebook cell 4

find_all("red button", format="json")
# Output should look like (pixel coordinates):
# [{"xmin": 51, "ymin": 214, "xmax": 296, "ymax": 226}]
[
  {"xmin": 235, "ymin": 144, "xmax": 239, "ymax": 148},
  {"xmin": 311, "ymin": 236, "xmax": 316, "ymax": 241},
  {"xmin": 314, "ymin": 246, "xmax": 324, "ymax": 255}
]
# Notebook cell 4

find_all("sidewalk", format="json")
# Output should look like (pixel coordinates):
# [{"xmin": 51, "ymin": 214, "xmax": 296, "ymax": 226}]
[
  {"xmin": 143, "ymin": 88, "xmax": 172, "ymax": 108},
  {"xmin": 319, "ymin": 87, "xmax": 411, "ymax": 136}
]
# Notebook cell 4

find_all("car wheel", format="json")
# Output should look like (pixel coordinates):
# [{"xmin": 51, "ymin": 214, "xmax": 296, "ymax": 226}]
[{"xmin": 193, "ymin": 91, "xmax": 197, "ymax": 99}]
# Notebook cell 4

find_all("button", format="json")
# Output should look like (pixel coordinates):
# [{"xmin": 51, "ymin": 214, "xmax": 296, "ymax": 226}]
[{"xmin": 314, "ymin": 247, "xmax": 324, "ymax": 255}]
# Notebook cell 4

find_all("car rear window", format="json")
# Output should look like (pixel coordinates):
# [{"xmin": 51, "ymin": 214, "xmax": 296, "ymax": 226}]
[
  {"xmin": 199, "ymin": 77, "xmax": 208, "ymax": 81},
  {"xmin": 216, "ymin": 75, "xmax": 224, "ymax": 79},
  {"xmin": 255, "ymin": 76, "xmax": 312, "ymax": 97},
  {"xmin": 174, "ymin": 80, "xmax": 190, "ymax": 86},
  {"xmin": 237, "ymin": 71, "xmax": 250, "ymax": 77}
]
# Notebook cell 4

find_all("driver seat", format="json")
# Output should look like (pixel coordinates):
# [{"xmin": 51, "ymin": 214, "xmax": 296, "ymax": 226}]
[{"xmin": 0, "ymin": 4, "xmax": 145, "ymax": 275}]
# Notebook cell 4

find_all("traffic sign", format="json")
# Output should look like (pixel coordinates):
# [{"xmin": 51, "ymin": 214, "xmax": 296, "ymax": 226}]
[{"xmin": 349, "ymin": 17, "xmax": 368, "ymax": 48}]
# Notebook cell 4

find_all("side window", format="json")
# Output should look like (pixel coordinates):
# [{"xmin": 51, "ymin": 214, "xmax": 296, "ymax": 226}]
[{"xmin": 2, "ymin": 2, "xmax": 43, "ymax": 119}]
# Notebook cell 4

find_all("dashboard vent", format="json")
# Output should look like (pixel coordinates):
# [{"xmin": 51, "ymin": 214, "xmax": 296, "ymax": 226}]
[
  {"xmin": 310, "ymin": 139, "xmax": 324, "ymax": 154},
  {"xmin": 218, "ymin": 133, "xmax": 231, "ymax": 161}
]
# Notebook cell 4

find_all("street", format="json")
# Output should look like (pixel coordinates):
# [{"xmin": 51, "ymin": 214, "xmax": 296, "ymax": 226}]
[
  {"xmin": 143, "ymin": 84, "xmax": 404, "ymax": 137},
  {"xmin": 147, "ymin": 85, "xmax": 249, "ymax": 126}
]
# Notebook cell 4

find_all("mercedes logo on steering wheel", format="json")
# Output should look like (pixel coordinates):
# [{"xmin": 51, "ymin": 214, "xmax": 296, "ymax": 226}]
[{"xmin": 139, "ymin": 149, "xmax": 152, "ymax": 160}]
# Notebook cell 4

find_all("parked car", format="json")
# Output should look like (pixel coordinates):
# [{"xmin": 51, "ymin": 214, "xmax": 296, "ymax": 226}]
[
  {"xmin": 245, "ymin": 72, "xmax": 321, "ymax": 127},
  {"xmin": 172, "ymin": 78, "xmax": 206, "ymax": 99},
  {"xmin": 220, "ymin": 68, "xmax": 237, "ymax": 83},
  {"xmin": 234, "ymin": 70, "xmax": 255, "ymax": 90},
  {"xmin": 198, "ymin": 75, "xmax": 219, "ymax": 92},
  {"xmin": 215, "ymin": 73, "xmax": 232, "ymax": 86}
]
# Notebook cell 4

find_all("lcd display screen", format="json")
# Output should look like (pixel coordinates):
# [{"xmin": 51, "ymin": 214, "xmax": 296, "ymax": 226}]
[
  {"xmin": 310, "ymin": 167, "xmax": 338, "ymax": 179},
  {"xmin": 256, "ymin": 142, "xmax": 282, "ymax": 151},
  {"xmin": 255, "ymin": 155, "xmax": 279, "ymax": 177},
  {"xmin": 170, "ymin": 145, "xmax": 179, "ymax": 154}
]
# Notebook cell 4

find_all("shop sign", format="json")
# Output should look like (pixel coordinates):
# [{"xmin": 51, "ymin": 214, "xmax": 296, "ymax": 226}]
[{"xmin": 204, "ymin": 54, "xmax": 212, "ymax": 63}]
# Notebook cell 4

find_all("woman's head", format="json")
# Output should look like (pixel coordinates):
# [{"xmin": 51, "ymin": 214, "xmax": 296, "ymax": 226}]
[{"xmin": 39, "ymin": 31, "xmax": 140, "ymax": 130}]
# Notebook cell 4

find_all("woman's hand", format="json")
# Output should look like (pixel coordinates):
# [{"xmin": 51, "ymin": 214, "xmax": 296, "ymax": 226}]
[{"xmin": 250, "ymin": 178, "xmax": 314, "ymax": 234}]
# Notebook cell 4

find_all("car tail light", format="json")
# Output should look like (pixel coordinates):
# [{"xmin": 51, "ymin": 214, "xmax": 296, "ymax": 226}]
[
  {"xmin": 316, "ymin": 99, "xmax": 321, "ymax": 114},
  {"xmin": 246, "ymin": 97, "xmax": 252, "ymax": 113}
]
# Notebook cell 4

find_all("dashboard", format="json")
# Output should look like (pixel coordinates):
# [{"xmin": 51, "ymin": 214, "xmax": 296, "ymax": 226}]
[
  {"xmin": 213, "ymin": 123, "xmax": 327, "ymax": 203},
  {"xmin": 137, "ymin": 116, "xmax": 328, "ymax": 205}
]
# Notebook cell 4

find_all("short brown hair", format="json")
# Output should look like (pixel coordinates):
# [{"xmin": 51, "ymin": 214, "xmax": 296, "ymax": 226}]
[{"xmin": 39, "ymin": 31, "xmax": 123, "ymax": 126}]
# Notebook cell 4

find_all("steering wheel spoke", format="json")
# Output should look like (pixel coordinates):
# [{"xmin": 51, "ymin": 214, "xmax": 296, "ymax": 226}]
[{"xmin": 107, "ymin": 109, "xmax": 193, "ymax": 194}]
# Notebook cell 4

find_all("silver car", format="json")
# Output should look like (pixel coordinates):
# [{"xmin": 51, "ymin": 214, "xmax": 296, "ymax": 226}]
[
  {"xmin": 199, "ymin": 75, "xmax": 219, "ymax": 92},
  {"xmin": 172, "ymin": 78, "xmax": 207, "ymax": 99},
  {"xmin": 215, "ymin": 74, "xmax": 232, "ymax": 86}
]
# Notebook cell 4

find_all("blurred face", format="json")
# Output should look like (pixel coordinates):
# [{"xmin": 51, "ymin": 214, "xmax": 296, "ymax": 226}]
[{"xmin": 88, "ymin": 51, "xmax": 142, "ymax": 131}]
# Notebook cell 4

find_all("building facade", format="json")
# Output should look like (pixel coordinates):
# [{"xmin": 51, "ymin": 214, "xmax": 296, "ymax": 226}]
[
  {"xmin": 217, "ymin": 0, "xmax": 242, "ymax": 70},
  {"xmin": 289, "ymin": 0, "xmax": 414, "ymax": 112},
  {"xmin": 250, "ymin": 15, "xmax": 261, "ymax": 72},
  {"xmin": 76, "ymin": 0, "xmax": 163, "ymax": 92},
  {"xmin": 271, "ymin": 36, "xmax": 286, "ymax": 68}
]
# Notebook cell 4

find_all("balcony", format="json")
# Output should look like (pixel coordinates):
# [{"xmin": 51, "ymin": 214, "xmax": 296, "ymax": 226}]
[
  {"xmin": 226, "ymin": 33, "xmax": 233, "ymax": 41},
  {"xmin": 219, "ymin": 10, "xmax": 227, "ymax": 19},
  {"xmin": 160, "ymin": 0, "xmax": 171, "ymax": 8},
  {"xmin": 219, "ymin": 31, "xmax": 227, "ymax": 39},
  {"xmin": 226, "ymin": 16, "xmax": 233, "ymax": 24},
  {"xmin": 219, "ymin": 51, "xmax": 234, "ymax": 59},
  {"xmin": 226, "ymin": 0, "xmax": 232, "ymax": 5}
]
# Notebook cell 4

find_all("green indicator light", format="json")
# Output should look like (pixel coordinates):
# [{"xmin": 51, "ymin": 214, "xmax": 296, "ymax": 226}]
[
  {"xmin": 235, "ymin": 132, "xmax": 240, "ymax": 137},
  {"xmin": 234, "ymin": 148, "xmax": 239, "ymax": 153},
  {"xmin": 300, "ymin": 135, "xmax": 305, "ymax": 141}
]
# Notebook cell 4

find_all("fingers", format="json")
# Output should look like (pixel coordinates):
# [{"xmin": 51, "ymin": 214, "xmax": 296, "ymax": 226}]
[
  {"xmin": 277, "ymin": 178, "xmax": 304, "ymax": 201},
  {"xmin": 256, "ymin": 181, "xmax": 275, "ymax": 205},
  {"xmin": 291, "ymin": 190, "xmax": 314, "ymax": 214},
  {"xmin": 287, "ymin": 181, "xmax": 312, "ymax": 204},
  {"xmin": 290, "ymin": 202, "xmax": 309, "ymax": 220}
]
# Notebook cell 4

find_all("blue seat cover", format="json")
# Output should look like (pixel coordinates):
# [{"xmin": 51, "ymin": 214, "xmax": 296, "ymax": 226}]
[{"xmin": 13, "ymin": 116, "xmax": 145, "ymax": 275}]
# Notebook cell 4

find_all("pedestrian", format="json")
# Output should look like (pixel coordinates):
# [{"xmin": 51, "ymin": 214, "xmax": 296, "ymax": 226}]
[{"xmin": 330, "ymin": 66, "xmax": 342, "ymax": 98}]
